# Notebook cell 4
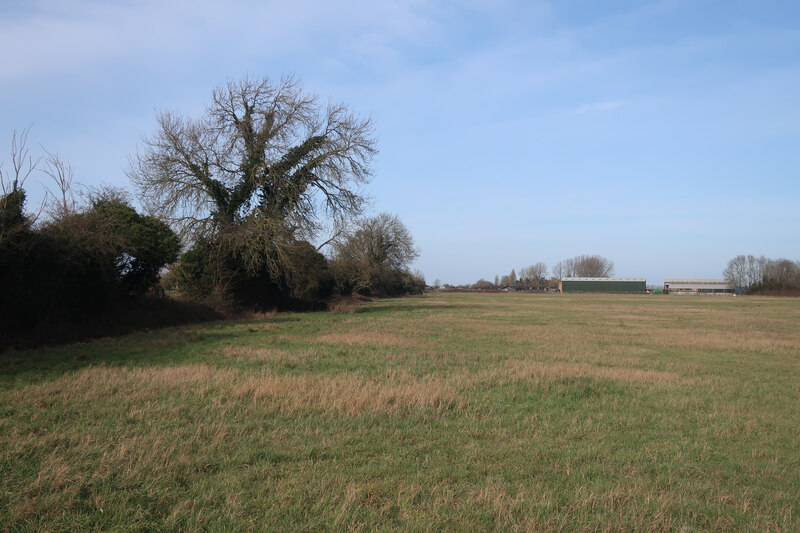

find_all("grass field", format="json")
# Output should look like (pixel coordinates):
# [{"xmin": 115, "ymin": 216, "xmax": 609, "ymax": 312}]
[{"xmin": 2, "ymin": 292, "xmax": 799, "ymax": 531}]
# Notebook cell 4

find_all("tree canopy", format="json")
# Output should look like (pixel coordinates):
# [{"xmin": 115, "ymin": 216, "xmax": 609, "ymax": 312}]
[
  {"xmin": 331, "ymin": 213, "xmax": 421, "ymax": 296},
  {"xmin": 552, "ymin": 255, "xmax": 614, "ymax": 278},
  {"xmin": 129, "ymin": 76, "xmax": 376, "ymax": 243}
]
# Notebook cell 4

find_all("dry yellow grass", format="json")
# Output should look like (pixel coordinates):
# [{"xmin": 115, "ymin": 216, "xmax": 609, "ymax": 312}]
[
  {"xmin": 234, "ymin": 369, "xmax": 464, "ymax": 415},
  {"xmin": 468, "ymin": 478, "xmax": 528, "ymax": 524},
  {"xmin": 10, "ymin": 363, "xmax": 465, "ymax": 418},
  {"xmin": 12, "ymin": 364, "xmax": 233, "ymax": 406},
  {"xmin": 642, "ymin": 327, "xmax": 798, "ymax": 353}
]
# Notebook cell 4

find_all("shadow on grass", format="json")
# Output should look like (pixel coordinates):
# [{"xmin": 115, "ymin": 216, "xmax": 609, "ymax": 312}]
[
  {"xmin": 0, "ymin": 325, "xmax": 245, "ymax": 380},
  {"xmin": 0, "ymin": 300, "xmax": 315, "ymax": 380},
  {"xmin": 0, "ymin": 298, "xmax": 227, "ymax": 373},
  {"xmin": 0, "ymin": 296, "xmax": 445, "ymax": 380}
]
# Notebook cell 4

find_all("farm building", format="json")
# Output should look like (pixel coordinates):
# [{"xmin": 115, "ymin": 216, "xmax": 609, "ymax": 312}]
[
  {"xmin": 560, "ymin": 277, "xmax": 646, "ymax": 293},
  {"xmin": 664, "ymin": 279, "xmax": 734, "ymax": 294}
]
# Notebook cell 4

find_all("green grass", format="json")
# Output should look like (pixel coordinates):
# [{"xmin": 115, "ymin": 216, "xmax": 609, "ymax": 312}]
[{"xmin": 2, "ymin": 293, "xmax": 799, "ymax": 531}]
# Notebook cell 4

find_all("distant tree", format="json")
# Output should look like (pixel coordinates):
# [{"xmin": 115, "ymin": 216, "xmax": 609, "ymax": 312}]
[
  {"xmin": 553, "ymin": 255, "xmax": 613, "ymax": 278},
  {"xmin": 335, "ymin": 213, "xmax": 418, "ymax": 270},
  {"xmin": 472, "ymin": 278, "xmax": 494, "ymax": 290},
  {"xmin": 519, "ymin": 262, "xmax": 547, "ymax": 287},
  {"xmin": 760, "ymin": 257, "xmax": 800, "ymax": 291},
  {"xmin": 723, "ymin": 255, "xmax": 766, "ymax": 293},
  {"xmin": 405, "ymin": 270, "xmax": 426, "ymax": 294},
  {"xmin": 551, "ymin": 261, "xmax": 566, "ymax": 279},
  {"xmin": 747, "ymin": 255, "xmax": 766, "ymax": 290},
  {"xmin": 724, "ymin": 255, "xmax": 800, "ymax": 293},
  {"xmin": 573, "ymin": 255, "xmax": 614, "ymax": 277},
  {"xmin": 723, "ymin": 255, "xmax": 747, "ymax": 291},
  {"xmin": 331, "ymin": 212, "xmax": 420, "ymax": 295},
  {"xmin": 494, "ymin": 274, "xmax": 500, "ymax": 287}
]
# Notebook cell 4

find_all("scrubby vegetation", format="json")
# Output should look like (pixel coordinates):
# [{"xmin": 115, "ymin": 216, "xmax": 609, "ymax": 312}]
[
  {"xmin": 1, "ymin": 78, "xmax": 425, "ymax": 347},
  {"xmin": 0, "ymin": 181, "xmax": 182, "ymax": 347},
  {"xmin": 128, "ymin": 76, "xmax": 423, "ymax": 313}
]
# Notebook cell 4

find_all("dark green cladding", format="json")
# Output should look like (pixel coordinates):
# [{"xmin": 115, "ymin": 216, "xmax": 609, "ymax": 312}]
[{"xmin": 562, "ymin": 280, "xmax": 646, "ymax": 293}]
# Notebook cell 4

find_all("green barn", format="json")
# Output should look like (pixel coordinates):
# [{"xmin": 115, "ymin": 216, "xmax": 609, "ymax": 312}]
[{"xmin": 560, "ymin": 277, "xmax": 646, "ymax": 293}]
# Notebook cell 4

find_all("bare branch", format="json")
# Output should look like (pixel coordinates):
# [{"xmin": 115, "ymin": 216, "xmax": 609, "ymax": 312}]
[
  {"xmin": 1, "ymin": 126, "xmax": 40, "ymax": 195},
  {"xmin": 41, "ymin": 149, "xmax": 77, "ymax": 217},
  {"xmin": 128, "ymin": 75, "xmax": 377, "ymax": 247}
]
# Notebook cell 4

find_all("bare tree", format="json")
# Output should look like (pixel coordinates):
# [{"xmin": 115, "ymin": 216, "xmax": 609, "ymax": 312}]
[
  {"xmin": 128, "ymin": 75, "xmax": 376, "ymax": 304},
  {"xmin": 745, "ymin": 255, "xmax": 765, "ymax": 289},
  {"xmin": 551, "ymin": 261, "xmax": 566, "ymax": 279},
  {"xmin": 723, "ymin": 255, "xmax": 746, "ymax": 290},
  {"xmin": 519, "ymin": 262, "xmax": 547, "ymax": 287},
  {"xmin": 41, "ymin": 149, "xmax": 78, "ymax": 218},
  {"xmin": 331, "ymin": 212, "xmax": 419, "ymax": 294},
  {"xmin": 1, "ymin": 128, "xmax": 81, "ymax": 227},
  {"xmin": 574, "ymin": 255, "xmax": 614, "ymax": 277},
  {"xmin": 554, "ymin": 255, "xmax": 614, "ymax": 278},
  {"xmin": 1, "ymin": 127, "xmax": 39, "ymax": 194},
  {"xmin": 723, "ymin": 254, "xmax": 766, "ymax": 292},
  {"xmin": 1, "ymin": 128, "xmax": 40, "ymax": 244},
  {"xmin": 761, "ymin": 257, "xmax": 800, "ymax": 290},
  {"xmin": 334, "ymin": 213, "xmax": 418, "ymax": 270},
  {"xmin": 128, "ymin": 75, "xmax": 376, "ymax": 249}
]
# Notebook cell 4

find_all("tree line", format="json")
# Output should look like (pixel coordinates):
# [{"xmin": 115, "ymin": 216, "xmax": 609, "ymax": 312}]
[
  {"xmin": 723, "ymin": 255, "xmax": 800, "ymax": 294},
  {"xmin": 1, "ymin": 76, "xmax": 423, "ymax": 345},
  {"xmin": 443, "ymin": 254, "xmax": 614, "ymax": 290}
]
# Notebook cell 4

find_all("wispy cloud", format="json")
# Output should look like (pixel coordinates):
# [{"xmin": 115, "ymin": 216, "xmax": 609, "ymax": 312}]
[
  {"xmin": 568, "ymin": 100, "xmax": 622, "ymax": 115},
  {"xmin": 0, "ymin": 0, "xmax": 450, "ymax": 83}
]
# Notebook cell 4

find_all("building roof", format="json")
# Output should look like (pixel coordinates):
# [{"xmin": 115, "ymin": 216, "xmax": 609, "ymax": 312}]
[
  {"xmin": 664, "ymin": 278, "xmax": 730, "ymax": 284},
  {"xmin": 562, "ymin": 277, "xmax": 646, "ymax": 282}
]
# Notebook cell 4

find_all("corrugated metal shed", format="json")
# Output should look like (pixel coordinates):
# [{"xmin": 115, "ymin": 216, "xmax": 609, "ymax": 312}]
[{"xmin": 561, "ymin": 277, "xmax": 646, "ymax": 293}]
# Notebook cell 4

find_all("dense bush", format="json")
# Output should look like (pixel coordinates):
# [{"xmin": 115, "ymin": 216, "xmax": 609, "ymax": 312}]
[
  {"xmin": 0, "ymin": 188, "xmax": 180, "ymax": 342},
  {"xmin": 173, "ymin": 237, "xmax": 333, "ymax": 311},
  {"xmin": 92, "ymin": 198, "xmax": 180, "ymax": 296},
  {"xmin": 171, "ymin": 213, "xmax": 423, "ymax": 310}
]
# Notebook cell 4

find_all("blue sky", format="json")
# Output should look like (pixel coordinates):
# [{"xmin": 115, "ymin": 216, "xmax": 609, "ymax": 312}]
[{"xmin": 2, "ymin": 0, "xmax": 798, "ymax": 285}]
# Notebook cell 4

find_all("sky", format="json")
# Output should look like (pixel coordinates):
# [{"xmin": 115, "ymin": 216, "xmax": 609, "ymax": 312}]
[{"xmin": 2, "ymin": 0, "xmax": 799, "ymax": 286}]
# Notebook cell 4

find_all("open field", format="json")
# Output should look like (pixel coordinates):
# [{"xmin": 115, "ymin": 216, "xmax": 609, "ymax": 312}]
[{"xmin": 2, "ymin": 292, "xmax": 799, "ymax": 531}]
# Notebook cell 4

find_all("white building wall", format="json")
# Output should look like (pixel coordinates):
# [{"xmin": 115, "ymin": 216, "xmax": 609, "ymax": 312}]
[{"xmin": 664, "ymin": 278, "xmax": 734, "ymax": 293}]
